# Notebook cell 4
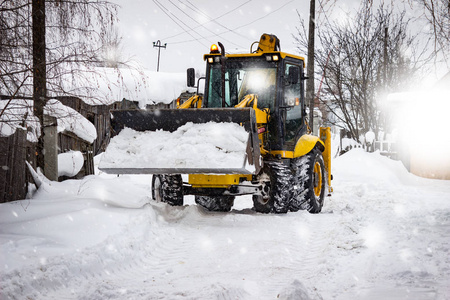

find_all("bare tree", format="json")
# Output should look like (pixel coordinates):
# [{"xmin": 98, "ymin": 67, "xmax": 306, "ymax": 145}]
[
  {"xmin": 0, "ymin": 1, "xmax": 32, "ymax": 97},
  {"xmin": 412, "ymin": 0, "xmax": 450, "ymax": 62},
  {"xmin": 1, "ymin": 0, "xmax": 121, "ymax": 172},
  {"xmin": 294, "ymin": 2, "xmax": 424, "ymax": 141},
  {"xmin": 1, "ymin": 1, "xmax": 120, "ymax": 97}
]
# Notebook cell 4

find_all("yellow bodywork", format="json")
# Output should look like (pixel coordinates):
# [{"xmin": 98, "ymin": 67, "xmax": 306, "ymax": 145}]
[
  {"xmin": 294, "ymin": 135, "xmax": 325, "ymax": 158},
  {"xmin": 270, "ymin": 150, "xmax": 294, "ymax": 158},
  {"xmin": 256, "ymin": 33, "xmax": 279, "ymax": 52},
  {"xmin": 204, "ymin": 52, "xmax": 305, "ymax": 67},
  {"xmin": 178, "ymin": 95, "xmax": 202, "ymax": 109},
  {"xmin": 234, "ymin": 94, "xmax": 270, "ymax": 156},
  {"xmin": 189, "ymin": 174, "xmax": 252, "ymax": 188},
  {"xmin": 234, "ymin": 94, "xmax": 269, "ymax": 124},
  {"xmin": 320, "ymin": 127, "xmax": 333, "ymax": 194}
]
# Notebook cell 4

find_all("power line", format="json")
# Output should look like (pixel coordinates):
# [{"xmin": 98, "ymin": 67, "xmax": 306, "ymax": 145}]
[
  {"xmin": 170, "ymin": 0, "xmax": 295, "ymax": 45},
  {"xmin": 165, "ymin": 0, "xmax": 244, "ymax": 48},
  {"xmin": 162, "ymin": 0, "xmax": 252, "ymax": 41},
  {"xmin": 152, "ymin": 0, "xmax": 209, "ymax": 48},
  {"xmin": 184, "ymin": 0, "xmax": 249, "ymax": 40}
]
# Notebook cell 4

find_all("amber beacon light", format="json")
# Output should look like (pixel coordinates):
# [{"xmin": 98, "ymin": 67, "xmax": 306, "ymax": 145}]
[{"xmin": 210, "ymin": 44, "xmax": 219, "ymax": 54}]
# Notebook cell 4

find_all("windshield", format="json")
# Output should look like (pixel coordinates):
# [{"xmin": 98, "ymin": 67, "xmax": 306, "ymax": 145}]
[{"xmin": 207, "ymin": 58, "xmax": 278, "ymax": 110}]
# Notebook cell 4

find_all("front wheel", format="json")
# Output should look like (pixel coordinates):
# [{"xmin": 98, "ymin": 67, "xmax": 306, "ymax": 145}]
[
  {"xmin": 291, "ymin": 148, "xmax": 326, "ymax": 213},
  {"xmin": 152, "ymin": 174, "xmax": 184, "ymax": 206},
  {"xmin": 252, "ymin": 161, "xmax": 293, "ymax": 214}
]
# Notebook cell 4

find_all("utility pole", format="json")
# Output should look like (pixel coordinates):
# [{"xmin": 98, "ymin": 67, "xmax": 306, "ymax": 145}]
[
  {"xmin": 32, "ymin": 0, "xmax": 58, "ymax": 180},
  {"xmin": 306, "ymin": 0, "xmax": 316, "ymax": 134},
  {"xmin": 153, "ymin": 40, "xmax": 167, "ymax": 72},
  {"xmin": 32, "ymin": 0, "xmax": 47, "ymax": 171}
]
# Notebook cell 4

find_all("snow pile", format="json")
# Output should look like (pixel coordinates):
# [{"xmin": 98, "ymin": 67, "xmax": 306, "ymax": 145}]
[
  {"xmin": 0, "ymin": 175, "xmax": 150, "ymax": 272},
  {"xmin": 99, "ymin": 122, "xmax": 252, "ymax": 173},
  {"xmin": 333, "ymin": 148, "xmax": 415, "ymax": 186},
  {"xmin": 58, "ymin": 151, "xmax": 84, "ymax": 177},
  {"xmin": 0, "ymin": 99, "xmax": 96, "ymax": 143}
]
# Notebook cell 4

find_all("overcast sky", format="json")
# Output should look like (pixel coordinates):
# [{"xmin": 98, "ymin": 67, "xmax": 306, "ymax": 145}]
[
  {"xmin": 112, "ymin": 0, "xmax": 360, "ymax": 73},
  {"xmin": 110, "ymin": 0, "xmax": 446, "ymax": 87}
]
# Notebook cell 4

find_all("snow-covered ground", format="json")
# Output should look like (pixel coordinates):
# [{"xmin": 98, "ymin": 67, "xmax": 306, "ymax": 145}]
[{"xmin": 1, "ymin": 149, "xmax": 450, "ymax": 299}]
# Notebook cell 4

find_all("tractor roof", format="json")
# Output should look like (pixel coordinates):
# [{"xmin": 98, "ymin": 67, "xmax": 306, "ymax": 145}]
[{"xmin": 203, "ymin": 51, "xmax": 306, "ymax": 67}]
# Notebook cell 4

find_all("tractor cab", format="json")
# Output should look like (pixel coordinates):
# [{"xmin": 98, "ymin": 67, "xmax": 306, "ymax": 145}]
[{"xmin": 201, "ymin": 34, "xmax": 308, "ymax": 151}]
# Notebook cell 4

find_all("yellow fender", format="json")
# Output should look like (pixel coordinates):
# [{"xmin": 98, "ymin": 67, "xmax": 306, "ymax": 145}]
[
  {"xmin": 294, "ymin": 128, "xmax": 332, "ymax": 195},
  {"xmin": 293, "ymin": 134, "xmax": 325, "ymax": 158}
]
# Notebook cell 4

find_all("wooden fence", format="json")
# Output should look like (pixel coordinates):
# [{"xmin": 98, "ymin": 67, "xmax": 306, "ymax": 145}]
[
  {"xmin": 57, "ymin": 97, "xmax": 111, "ymax": 156},
  {"xmin": 0, "ymin": 128, "xmax": 96, "ymax": 202},
  {"xmin": 0, "ymin": 129, "xmax": 36, "ymax": 203}
]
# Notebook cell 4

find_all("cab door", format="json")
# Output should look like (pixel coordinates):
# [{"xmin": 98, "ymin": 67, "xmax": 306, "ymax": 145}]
[{"xmin": 283, "ymin": 62, "xmax": 305, "ymax": 148}]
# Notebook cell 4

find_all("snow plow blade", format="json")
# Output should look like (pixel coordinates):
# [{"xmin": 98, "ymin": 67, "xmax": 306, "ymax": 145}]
[{"xmin": 99, "ymin": 108, "xmax": 261, "ymax": 175}]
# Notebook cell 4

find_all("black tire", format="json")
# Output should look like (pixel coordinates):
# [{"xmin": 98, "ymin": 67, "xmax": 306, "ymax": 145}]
[
  {"xmin": 195, "ymin": 195, "xmax": 235, "ymax": 212},
  {"xmin": 252, "ymin": 161, "xmax": 293, "ymax": 214},
  {"xmin": 291, "ymin": 148, "xmax": 326, "ymax": 213},
  {"xmin": 151, "ymin": 174, "xmax": 184, "ymax": 206}
]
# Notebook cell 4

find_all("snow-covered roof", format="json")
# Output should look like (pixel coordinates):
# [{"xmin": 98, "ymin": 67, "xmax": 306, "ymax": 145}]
[
  {"xmin": 46, "ymin": 99, "xmax": 97, "ymax": 143},
  {"xmin": 1, "ymin": 68, "xmax": 192, "ymax": 143},
  {"xmin": 0, "ymin": 99, "xmax": 97, "ymax": 143},
  {"xmin": 60, "ymin": 67, "xmax": 192, "ymax": 107}
]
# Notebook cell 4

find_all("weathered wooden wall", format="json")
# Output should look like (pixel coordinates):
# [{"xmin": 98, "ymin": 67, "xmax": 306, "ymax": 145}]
[
  {"xmin": 57, "ymin": 96, "xmax": 111, "ymax": 156},
  {"xmin": 0, "ymin": 129, "xmax": 36, "ymax": 203}
]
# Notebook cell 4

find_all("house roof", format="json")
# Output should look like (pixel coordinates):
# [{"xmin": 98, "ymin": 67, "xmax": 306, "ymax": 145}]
[{"xmin": 0, "ymin": 99, "xmax": 96, "ymax": 143}]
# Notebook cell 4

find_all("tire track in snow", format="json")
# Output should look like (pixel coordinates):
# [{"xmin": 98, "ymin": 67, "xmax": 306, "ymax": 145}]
[
  {"xmin": 14, "ymin": 199, "xmax": 337, "ymax": 300},
  {"xmin": 257, "ymin": 211, "xmax": 336, "ymax": 298},
  {"xmin": 40, "ymin": 202, "xmax": 258, "ymax": 299},
  {"xmin": 32, "ymin": 204, "xmax": 197, "ymax": 299}
]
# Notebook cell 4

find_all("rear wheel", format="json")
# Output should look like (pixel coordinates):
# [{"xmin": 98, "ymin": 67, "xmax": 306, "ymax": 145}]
[
  {"xmin": 151, "ymin": 174, "xmax": 184, "ymax": 206},
  {"xmin": 291, "ymin": 148, "xmax": 326, "ymax": 213},
  {"xmin": 253, "ymin": 161, "xmax": 293, "ymax": 214},
  {"xmin": 195, "ymin": 195, "xmax": 235, "ymax": 212}
]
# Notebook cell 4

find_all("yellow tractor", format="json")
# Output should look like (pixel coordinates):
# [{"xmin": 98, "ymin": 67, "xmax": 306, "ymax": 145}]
[{"xmin": 101, "ymin": 34, "xmax": 332, "ymax": 213}]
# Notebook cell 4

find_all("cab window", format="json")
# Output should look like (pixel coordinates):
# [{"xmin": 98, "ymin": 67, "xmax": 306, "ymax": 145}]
[{"xmin": 284, "ymin": 63, "xmax": 303, "ymax": 143}]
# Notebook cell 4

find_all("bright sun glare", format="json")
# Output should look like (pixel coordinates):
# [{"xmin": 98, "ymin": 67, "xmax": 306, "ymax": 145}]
[{"xmin": 390, "ymin": 89, "xmax": 450, "ymax": 169}]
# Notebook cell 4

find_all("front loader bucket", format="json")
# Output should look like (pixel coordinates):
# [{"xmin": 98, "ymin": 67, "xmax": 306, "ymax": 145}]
[{"xmin": 99, "ymin": 108, "xmax": 261, "ymax": 175}]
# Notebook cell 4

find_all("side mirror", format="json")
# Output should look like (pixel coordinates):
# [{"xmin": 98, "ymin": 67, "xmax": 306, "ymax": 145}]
[
  {"xmin": 288, "ymin": 66, "xmax": 299, "ymax": 85},
  {"xmin": 187, "ymin": 68, "xmax": 195, "ymax": 87}
]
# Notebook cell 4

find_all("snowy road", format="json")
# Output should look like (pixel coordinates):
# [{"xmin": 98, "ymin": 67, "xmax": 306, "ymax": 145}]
[{"xmin": 1, "ymin": 149, "xmax": 450, "ymax": 299}]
